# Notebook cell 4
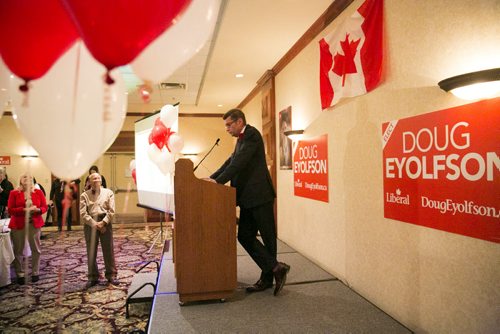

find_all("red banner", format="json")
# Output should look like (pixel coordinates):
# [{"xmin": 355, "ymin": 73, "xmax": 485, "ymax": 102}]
[
  {"xmin": 383, "ymin": 98, "xmax": 500, "ymax": 243},
  {"xmin": 0, "ymin": 156, "xmax": 11, "ymax": 165},
  {"xmin": 293, "ymin": 134, "xmax": 329, "ymax": 202}
]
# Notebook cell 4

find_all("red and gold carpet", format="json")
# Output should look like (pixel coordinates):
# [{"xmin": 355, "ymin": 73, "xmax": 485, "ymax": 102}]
[{"xmin": 0, "ymin": 226, "xmax": 163, "ymax": 333}]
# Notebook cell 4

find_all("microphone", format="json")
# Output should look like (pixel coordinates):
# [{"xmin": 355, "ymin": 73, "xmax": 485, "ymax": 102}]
[{"xmin": 193, "ymin": 138, "xmax": 220, "ymax": 172}]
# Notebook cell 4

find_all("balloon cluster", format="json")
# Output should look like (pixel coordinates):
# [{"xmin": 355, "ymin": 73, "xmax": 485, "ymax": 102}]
[
  {"xmin": 0, "ymin": 0, "xmax": 220, "ymax": 89},
  {"xmin": 0, "ymin": 0, "xmax": 220, "ymax": 180},
  {"xmin": 0, "ymin": 0, "xmax": 192, "ymax": 88},
  {"xmin": 147, "ymin": 104, "xmax": 184, "ymax": 175}
]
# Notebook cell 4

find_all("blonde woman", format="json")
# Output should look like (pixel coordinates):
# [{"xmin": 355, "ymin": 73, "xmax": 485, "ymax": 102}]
[{"xmin": 7, "ymin": 173, "xmax": 47, "ymax": 285}]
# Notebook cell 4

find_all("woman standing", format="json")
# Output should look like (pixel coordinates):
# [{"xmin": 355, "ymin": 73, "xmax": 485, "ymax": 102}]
[{"xmin": 8, "ymin": 173, "xmax": 47, "ymax": 285}]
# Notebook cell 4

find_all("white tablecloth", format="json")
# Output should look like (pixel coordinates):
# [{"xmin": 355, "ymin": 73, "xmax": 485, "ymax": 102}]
[
  {"xmin": 0, "ymin": 218, "xmax": 10, "ymax": 233},
  {"xmin": 0, "ymin": 218, "xmax": 34, "ymax": 286},
  {"xmin": 0, "ymin": 230, "xmax": 14, "ymax": 287}
]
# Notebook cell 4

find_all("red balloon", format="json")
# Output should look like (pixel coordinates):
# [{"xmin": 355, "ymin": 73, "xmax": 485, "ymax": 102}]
[
  {"xmin": 0, "ymin": 0, "xmax": 78, "ymax": 86},
  {"xmin": 131, "ymin": 168, "xmax": 137, "ymax": 184},
  {"xmin": 61, "ymin": 0, "xmax": 192, "ymax": 72},
  {"xmin": 151, "ymin": 121, "xmax": 168, "ymax": 150}
]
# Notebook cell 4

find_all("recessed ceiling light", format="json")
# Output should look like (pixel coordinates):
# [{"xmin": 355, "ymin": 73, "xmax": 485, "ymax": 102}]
[
  {"xmin": 235, "ymin": 73, "xmax": 244, "ymax": 78},
  {"xmin": 217, "ymin": 104, "xmax": 223, "ymax": 107}
]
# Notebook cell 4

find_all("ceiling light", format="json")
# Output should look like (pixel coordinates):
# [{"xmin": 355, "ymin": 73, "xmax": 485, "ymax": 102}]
[
  {"xmin": 159, "ymin": 82, "xmax": 186, "ymax": 90},
  {"xmin": 235, "ymin": 73, "xmax": 244, "ymax": 78},
  {"xmin": 438, "ymin": 68, "xmax": 500, "ymax": 100},
  {"xmin": 217, "ymin": 104, "xmax": 223, "ymax": 107},
  {"xmin": 21, "ymin": 155, "xmax": 38, "ymax": 159},
  {"xmin": 284, "ymin": 129, "xmax": 304, "ymax": 140}
]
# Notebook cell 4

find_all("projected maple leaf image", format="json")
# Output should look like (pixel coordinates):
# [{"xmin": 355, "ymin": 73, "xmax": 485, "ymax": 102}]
[{"xmin": 332, "ymin": 34, "xmax": 361, "ymax": 86}]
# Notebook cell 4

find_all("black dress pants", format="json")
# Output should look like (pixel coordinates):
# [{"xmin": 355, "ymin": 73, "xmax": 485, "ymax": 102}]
[
  {"xmin": 56, "ymin": 202, "xmax": 72, "ymax": 231},
  {"xmin": 238, "ymin": 201, "xmax": 277, "ymax": 283}
]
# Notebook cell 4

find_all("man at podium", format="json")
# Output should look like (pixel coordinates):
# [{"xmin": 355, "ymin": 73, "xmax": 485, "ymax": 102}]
[{"xmin": 208, "ymin": 108, "xmax": 290, "ymax": 296}]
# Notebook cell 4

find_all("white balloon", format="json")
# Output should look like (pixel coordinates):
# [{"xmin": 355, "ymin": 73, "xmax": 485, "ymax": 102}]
[
  {"xmin": 168, "ymin": 133, "xmax": 184, "ymax": 154},
  {"xmin": 160, "ymin": 104, "xmax": 178, "ymax": 128},
  {"xmin": 147, "ymin": 144, "xmax": 162, "ymax": 164},
  {"xmin": 11, "ymin": 43, "xmax": 127, "ymax": 180},
  {"xmin": 129, "ymin": 159, "xmax": 136, "ymax": 170},
  {"xmin": 148, "ymin": 143, "xmax": 174, "ymax": 175},
  {"xmin": 131, "ymin": 0, "xmax": 221, "ymax": 82},
  {"xmin": 156, "ymin": 150, "xmax": 175, "ymax": 175}
]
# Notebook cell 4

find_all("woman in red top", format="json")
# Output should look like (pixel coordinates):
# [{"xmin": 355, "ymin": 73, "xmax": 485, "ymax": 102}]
[{"xmin": 8, "ymin": 173, "xmax": 47, "ymax": 285}]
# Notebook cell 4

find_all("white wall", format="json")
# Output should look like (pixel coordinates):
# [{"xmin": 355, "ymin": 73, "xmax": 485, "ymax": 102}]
[
  {"xmin": 271, "ymin": 0, "xmax": 500, "ymax": 333},
  {"xmin": 0, "ymin": 116, "xmax": 52, "ymax": 194}
]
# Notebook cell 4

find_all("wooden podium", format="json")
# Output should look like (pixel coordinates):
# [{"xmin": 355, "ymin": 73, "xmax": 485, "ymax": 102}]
[{"xmin": 173, "ymin": 159, "xmax": 237, "ymax": 304}]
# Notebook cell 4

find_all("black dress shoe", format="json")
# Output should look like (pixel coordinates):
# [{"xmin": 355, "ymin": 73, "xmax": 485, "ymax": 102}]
[
  {"xmin": 32, "ymin": 275, "xmax": 40, "ymax": 283},
  {"xmin": 17, "ymin": 277, "xmax": 25, "ymax": 285},
  {"xmin": 246, "ymin": 279, "xmax": 273, "ymax": 293},
  {"xmin": 85, "ymin": 280, "xmax": 98, "ymax": 289},
  {"xmin": 273, "ymin": 262, "xmax": 290, "ymax": 296}
]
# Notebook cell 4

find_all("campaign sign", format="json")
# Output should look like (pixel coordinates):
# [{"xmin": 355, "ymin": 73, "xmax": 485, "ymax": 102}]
[
  {"xmin": 293, "ymin": 134, "xmax": 329, "ymax": 202},
  {"xmin": 382, "ymin": 98, "xmax": 500, "ymax": 243},
  {"xmin": 0, "ymin": 156, "xmax": 10, "ymax": 165}
]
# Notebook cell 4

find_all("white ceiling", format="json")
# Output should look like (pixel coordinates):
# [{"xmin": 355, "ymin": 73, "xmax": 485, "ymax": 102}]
[{"xmin": 126, "ymin": 0, "xmax": 333, "ymax": 115}]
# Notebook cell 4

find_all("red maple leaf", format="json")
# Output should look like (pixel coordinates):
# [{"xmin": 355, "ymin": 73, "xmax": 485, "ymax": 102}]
[{"xmin": 332, "ymin": 34, "xmax": 361, "ymax": 86}]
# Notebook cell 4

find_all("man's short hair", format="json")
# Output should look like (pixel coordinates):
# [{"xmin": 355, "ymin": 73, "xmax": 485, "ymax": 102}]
[{"xmin": 223, "ymin": 108, "xmax": 246, "ymax": 125}]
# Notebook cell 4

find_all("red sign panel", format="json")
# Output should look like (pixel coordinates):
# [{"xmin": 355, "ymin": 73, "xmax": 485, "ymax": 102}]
[
  {"xmin": 383, "ymin": 98, "xmax": 500, "ymax": 243},
  {"xmin": 0, "ymin": 156, "xmax": 11, "ymax": 165},
  {"xmin": 293, "ymin": 134, "xmax": 329, "ymax": 202}
]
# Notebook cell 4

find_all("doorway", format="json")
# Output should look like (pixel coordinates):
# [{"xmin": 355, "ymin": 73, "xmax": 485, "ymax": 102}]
[{"xmin": 99, "ymin": 153, "xmax": 142, "ymax": 216}]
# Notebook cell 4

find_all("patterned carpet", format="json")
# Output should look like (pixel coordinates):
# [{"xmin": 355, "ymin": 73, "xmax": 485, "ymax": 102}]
[{"xmin": 0, "ymin": 226, "xmax": 164, "ymax": 333}]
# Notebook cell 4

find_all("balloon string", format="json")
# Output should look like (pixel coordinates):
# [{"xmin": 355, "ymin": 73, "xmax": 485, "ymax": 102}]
[
  {"xmin": 102, "ymin": 83, "xmax": 111, "ymax": 156},
  {"xmin": 61, "ymin": 180, "xmax": 72, "ymax": 232},
  {"xmin": 71, "ymin": 43, "xmax": 82, "ymax": 128},
  {"xmin": 20, "ymin": 81, "xmax": 30, "ymax": 107}
]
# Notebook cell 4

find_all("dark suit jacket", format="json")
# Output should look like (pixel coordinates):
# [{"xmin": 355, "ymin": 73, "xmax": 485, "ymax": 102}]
[{"xmin": 211, "ymin": 124, "xmax": 275, "ymax": 209}]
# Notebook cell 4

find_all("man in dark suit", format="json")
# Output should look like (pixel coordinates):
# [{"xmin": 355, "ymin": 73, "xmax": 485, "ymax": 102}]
[{"xmin": 209, "ymin": 108, "xmax": 290, "ymax": 296}]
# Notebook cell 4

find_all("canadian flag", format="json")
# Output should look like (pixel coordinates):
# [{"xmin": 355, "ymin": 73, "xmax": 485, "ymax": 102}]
[{"xmin": 319, "ymin": 0, "xmax": 383, "ymax": 109}]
